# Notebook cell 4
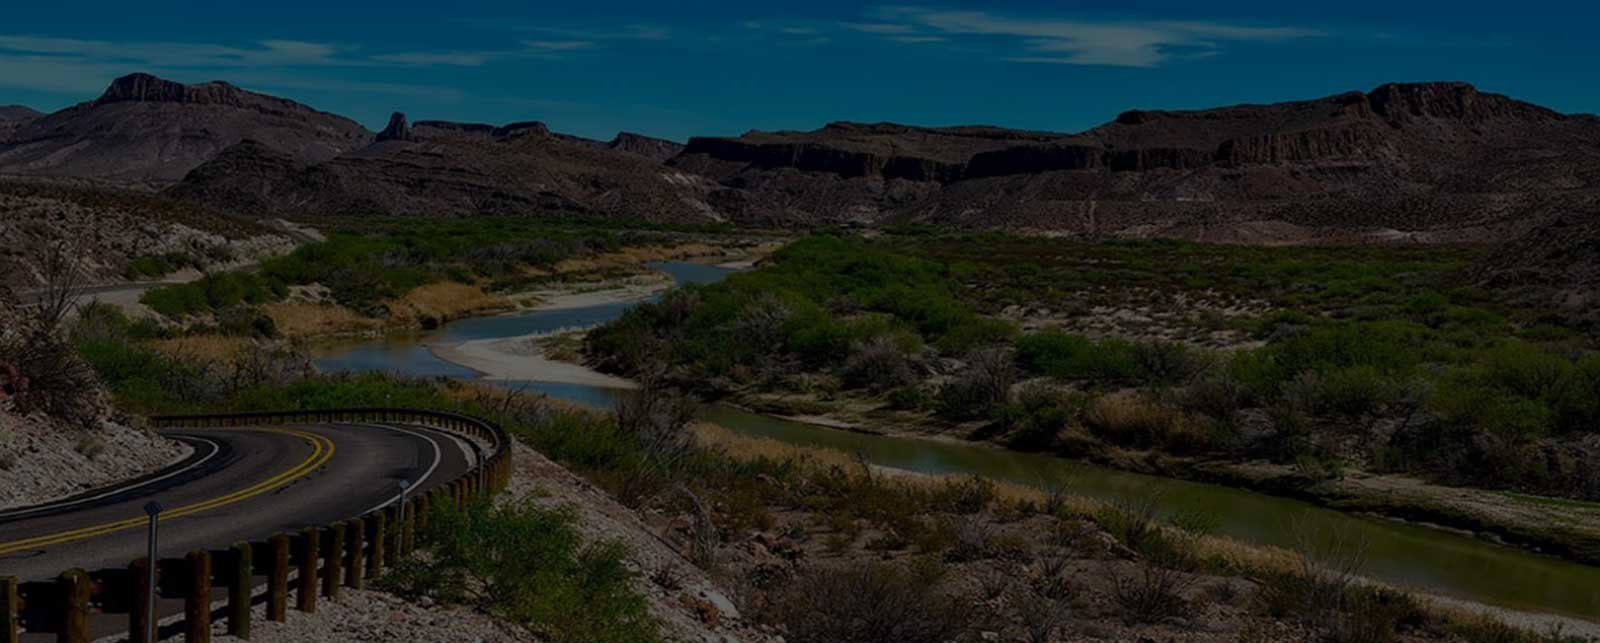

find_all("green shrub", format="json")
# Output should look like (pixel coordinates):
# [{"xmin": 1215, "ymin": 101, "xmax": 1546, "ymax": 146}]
[
  {"xmin": 387, "ymin": 498, "xmax": 659, "ymax": 643},
  {"xmin": 1015, "ymin": 331, "xmax": 1137, "ymax": 381},
  {"xmin": 1314, "ymin": 367, "xmax": 1398, "ymax": 417}
]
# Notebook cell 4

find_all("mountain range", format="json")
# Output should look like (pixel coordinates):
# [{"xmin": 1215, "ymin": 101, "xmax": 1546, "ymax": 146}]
[{"xmin": 1, "ymin": 72, "xmax": 1598, "ymax": 313}]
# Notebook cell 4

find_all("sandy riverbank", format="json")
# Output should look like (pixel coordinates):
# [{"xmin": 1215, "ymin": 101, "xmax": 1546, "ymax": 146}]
[{"xmin": 430, "ymin": 329, "xmax": 637, "ymax": 388}]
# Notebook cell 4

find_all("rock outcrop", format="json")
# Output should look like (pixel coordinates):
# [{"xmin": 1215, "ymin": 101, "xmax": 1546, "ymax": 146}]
[
  {"xmin": 671, "ymin": 82, "xmax": 1600, "ymax": 234},
  {"xmin": 607, "ymin": 132, "xmax": 684, "ymax": 162},
  {"xmin": 375, "ymin": 112, "xmax": 413, "ymax": 143},
  {"xmin": 0, "ymin": 73, "xmax": 372, "ymax": 184}
]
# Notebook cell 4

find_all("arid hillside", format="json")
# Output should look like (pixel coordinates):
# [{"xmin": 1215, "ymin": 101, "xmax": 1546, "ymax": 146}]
[
  {"xmin": 676, "ymin": 82, "xmax": 1600, "ymax": 241},
  {"xmin": 168, "ymin": 115, "xmax": 721, "ymax": 223},
  {"xmin": 0, "ymin": 73, "xmax": 372, "ymax": 185}
]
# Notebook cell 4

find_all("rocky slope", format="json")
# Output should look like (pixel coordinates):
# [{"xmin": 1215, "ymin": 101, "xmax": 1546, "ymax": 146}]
[
  {"xmin": 11, "ymin": 74, "xmax": 1598, "ymax": 244},
  {"xmin": 0, "ymin": 178, "xmax": 291, "ymax": 291},
  {"xmin": 0, "ymin": 104, "xmax": 41, "ymax": 143},
  {"xmin": 675, "ymin": 82, "xmax": 1600, "ymax": 240},
  {"xmin": 169, "ymin": 113, "xmax": 721, "ymax": 223},
  {"xmin": 1476, "ymin": 211, "xmax": 1600, "ymax": 322},
  {"xmin": 0, "ymin": 73, "xmax": 372, "ymax": 185}
]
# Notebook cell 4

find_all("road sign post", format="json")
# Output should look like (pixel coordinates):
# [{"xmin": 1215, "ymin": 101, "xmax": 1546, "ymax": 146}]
[{"xmin": 143, "ymin": 501, "xmax": 162, "ymax": 643}]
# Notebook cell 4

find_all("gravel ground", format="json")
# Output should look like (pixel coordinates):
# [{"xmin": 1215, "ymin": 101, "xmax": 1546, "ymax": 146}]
[
  {"xmin": 199, "ymin": 440, "xmax": 774, "ymax": 643},
  {"xmin": 0, "ymin": 412, "xmax": 190, "ymax": 510},
  {"xmin": 211, "ymin": 587, "xmax": 536, "ymax": 643}
]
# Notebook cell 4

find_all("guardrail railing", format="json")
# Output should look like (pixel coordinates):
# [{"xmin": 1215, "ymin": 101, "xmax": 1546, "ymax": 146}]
[{"xmin": 0, "ymin": 407, "xmax": 512, "ymax": 643}]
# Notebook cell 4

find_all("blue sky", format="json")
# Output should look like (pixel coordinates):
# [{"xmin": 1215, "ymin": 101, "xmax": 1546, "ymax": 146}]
[{"xmin": 2, "ymin": 1, "xmax": 1597, "ymax": 141}]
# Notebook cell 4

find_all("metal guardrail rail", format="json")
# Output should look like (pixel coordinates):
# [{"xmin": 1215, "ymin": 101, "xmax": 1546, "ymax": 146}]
[{"xmin": 0, "ymin": 408, "xmax": 513, "ymax": 643}]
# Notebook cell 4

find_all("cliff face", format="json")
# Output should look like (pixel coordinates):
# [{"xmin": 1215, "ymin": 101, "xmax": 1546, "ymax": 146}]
[
  {"xmin": 607, "ymin": 132, "xmax": 685, "ymax": 162},
  {"xmin": 0, "ymin": 73, "xmax": 372, "ymax": 184},
  {"xmin": 669, "ymin": 82, "xmax": 1600, "ymax": 233}
]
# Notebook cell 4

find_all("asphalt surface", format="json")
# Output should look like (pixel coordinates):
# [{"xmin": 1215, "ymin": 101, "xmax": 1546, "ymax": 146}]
[{"xmin": 0, "ymin": 422, "xmax": 478, "ymax": 583}]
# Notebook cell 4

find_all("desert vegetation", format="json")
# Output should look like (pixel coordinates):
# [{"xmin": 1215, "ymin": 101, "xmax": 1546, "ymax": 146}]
[
  {"xmin": 61, "ymin": 287, "xmax": 1595, "ymax": 642},
  {"xmin": 136, "ymin": 219, "xmax": 761, "ymax": 339},
  {"xmin": 585, "ymin": 232, "xmax": 1600, "ymax": 529}
]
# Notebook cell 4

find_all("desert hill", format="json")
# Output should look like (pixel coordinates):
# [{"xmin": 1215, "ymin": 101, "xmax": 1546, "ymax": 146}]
[{"xmin": 0, "ymin": 73, "xmax": 372, "ymax": 185}]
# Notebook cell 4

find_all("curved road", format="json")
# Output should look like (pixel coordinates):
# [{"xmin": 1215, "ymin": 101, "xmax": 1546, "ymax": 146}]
[{"xmin": 0, "ymin": 422, "xmax": 478, "ymax": 583}]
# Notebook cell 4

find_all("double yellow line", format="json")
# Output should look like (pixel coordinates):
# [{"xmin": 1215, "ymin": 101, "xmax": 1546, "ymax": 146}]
[{"xmin": 0, "ymin": 428, "xmax": 336, "ymax": 556}]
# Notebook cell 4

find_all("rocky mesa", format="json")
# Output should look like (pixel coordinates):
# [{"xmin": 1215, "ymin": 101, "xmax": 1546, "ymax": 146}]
[{"xmin": 0, "ymin": 73, "xmax": 372, "ymax": 185}]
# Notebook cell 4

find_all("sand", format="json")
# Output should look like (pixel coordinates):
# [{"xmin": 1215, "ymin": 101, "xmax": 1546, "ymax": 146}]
[{"xmin": 430, "ymin": 330, "xmax": 637, "ymax": 389}]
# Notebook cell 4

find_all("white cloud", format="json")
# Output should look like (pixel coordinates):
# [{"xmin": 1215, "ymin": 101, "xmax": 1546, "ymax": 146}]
[
  {"xmin": 843, "ymin": 22, "xmax": 917, "ymax": 35},
  {"xmin": 522, "ymin": 40, "xmax": 595, "ymax": 51},
  {"xmin": 370, "ymin": 51, "xmax": 492, "ymax": 67},
  {"xmin": 860, "ymin": 7, "xmax": 1320, "ymax": 67}
]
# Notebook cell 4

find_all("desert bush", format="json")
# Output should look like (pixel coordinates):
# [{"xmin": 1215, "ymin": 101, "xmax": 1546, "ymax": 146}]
[
  {"xmin": 1131, "ymin": 340, "xmax": 1210, "ymax": 386},
  {"xmin": 937, "ymin": 348, "xmax": 1015, "ymax": 420},
  {"xmin": 1314, "ymin": 366, "xmax": 1399, "ymax": 417},
  {"xmin": 1015, "ymin": 589, "xmax": 1073, "ymax": 643},
  {"xmin": 1111, "ymin": 559, "xmax": 1197, "ymax": 624},
  {"xmin": 842, "ymin": 334, "xmax": 920, "ymax": 392},
  {"xmin": 1177, "ymin": 371, "xmax": 1247, "ymax": 421},
  {"xmin": 1015, "ymin": 331, "xmax": 1137, "ymax": 381},
  {"xmin": 385, "ymin": 498, "xmax": 659, "ymax": 643},
  {"xmin": 763, "ymin": 562, "xmax": 973, "ymax": 643},
  {"xmin": 1, "ymin": 304, "xmax": 103, "ymax": 424},
  {"xmin": 613, "ymin": 378, "xmax": 699, "ymax": 505},
  {"xmin": 997, "ymin": 383, "xmax": 1088, "ymax": 451}
]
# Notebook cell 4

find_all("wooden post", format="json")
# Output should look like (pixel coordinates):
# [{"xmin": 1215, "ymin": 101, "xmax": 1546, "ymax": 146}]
[
  {"xmin": 368, "ymin": 513, "xmax": 386, "ymax": 579},
  {"xmin": 228, "ymin": 542, "xmax": 252, "ymax": 639},
  {"xmin": 184, "ymin": 550, "xmax": 211, "ymax": 643},
  {"xmin": 402, "ymin": 499, "xmax": 417, "ymax": 555},
  {"xmin": 297, "ymin": 527, "xmax": 319, "ymax": 613},
  {"xmin": 267, "ymin": 534, "xmax": 290, "ymax": 622},
  {"xmin": 347, "ymin": 518, "xmax": 366, "ymax": 590},
  {"xmin": 59, "ymin": 569, "xmax": 91, "ymax": 643},
  {"xmin": 323, "ymin": 523, "xmax": 344, "ymax": 599},
  {"xmin": 1, "ymin": 576, "xmax": 18, "ymax": 643},
  {"xmin": 129, "ymin": 559, "xmax": 154, "ymax": 643}
]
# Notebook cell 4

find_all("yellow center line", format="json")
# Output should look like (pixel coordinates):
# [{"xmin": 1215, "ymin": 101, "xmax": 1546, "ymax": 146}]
[{"xmin": 0, "ymin": 428, "xmax": 336, "ymax": 555}]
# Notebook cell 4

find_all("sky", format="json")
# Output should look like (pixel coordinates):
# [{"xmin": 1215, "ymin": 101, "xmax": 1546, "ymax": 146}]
[{"xmin": 2, "ymin": 1, "xmax": 1597, "ymax": 142}]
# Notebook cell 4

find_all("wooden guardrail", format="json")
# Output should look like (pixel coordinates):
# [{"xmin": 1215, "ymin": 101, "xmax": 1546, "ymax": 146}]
[{"xmin": 0, "ymin": 408, "xmax": 512, "ymax": 642}]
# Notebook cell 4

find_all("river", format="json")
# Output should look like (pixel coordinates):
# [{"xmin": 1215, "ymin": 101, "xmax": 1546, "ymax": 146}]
[{"xmin": 312, "ymin": 261, "xmax": 1600, "ymax": 624}]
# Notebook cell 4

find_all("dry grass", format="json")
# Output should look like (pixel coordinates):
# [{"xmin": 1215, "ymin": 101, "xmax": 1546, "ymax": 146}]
[
  {"xmin": 692, "ymin": 420, "xmax": 1299, "ymax": 575},
  {"xmin": 551, "ymin": 244, "xmax": 727, "ymax": 274},
  {"xmin": 388, "ymin": 282, "xmax": 510, "ymax": 325},
  {"xmin": 149, "ymin": 335, "xmax": 253, "ymax": 361},
  {"xmin": 1086, "ymin": 392, "xmax": 1210, "ymax": 453},
  {"xmin": 263, "ymin": 302, "xmax": 382, "ymax": 339}
]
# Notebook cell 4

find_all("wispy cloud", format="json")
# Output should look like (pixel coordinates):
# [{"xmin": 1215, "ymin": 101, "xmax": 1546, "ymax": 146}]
[
  {"xmin": 522, "ymin": 40, "xmax": 595, "ymax": 52},
  {"xmin": 0, "ymin": 35, "xmax": 358, "ymax": 68},
  {"xmin": 464, "ymin": 20, "xmax": 671, "ymax": 42},
  {"xmin": 858, "ymin": 7, "xmax": 1320, "ymax": 67},
  {"xmin": 370, "ymin": 51, "xmax": 493, "ymax": 67},
  {"xmin": 843, "ymin": 22, "xmax": 917, "ymax": 35}
]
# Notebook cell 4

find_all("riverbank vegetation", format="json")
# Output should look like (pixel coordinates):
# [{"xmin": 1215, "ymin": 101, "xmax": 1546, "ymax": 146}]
[
  {"xmin": 66, "ymin": 305, "xmax": 1585, "ymax": 641},
  {"xmin": 584, "ymin": 233, "xmax": 1600, "ymax": 556},
  {"xmin": 137, "ymin": 219, "xmax": 770, "ymax": 339}
]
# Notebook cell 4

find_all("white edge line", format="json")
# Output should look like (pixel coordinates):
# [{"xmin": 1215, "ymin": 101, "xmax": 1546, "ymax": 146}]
[
  {"xmin": 355, "ymin": 423, "xmax": 446, "ymax": 515},
  {"xmin": 0, "ymin": 437, "xmax": 222, "ymax": 521}
]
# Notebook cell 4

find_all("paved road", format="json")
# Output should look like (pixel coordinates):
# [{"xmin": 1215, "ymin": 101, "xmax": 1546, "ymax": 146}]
[
  {"xmin": 0, "ymin": 422, "xmax": 477, "ymax": 583},
  {"xmin": 12, "ymin": 281, "xmax": 180, "ymax": 308}
]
